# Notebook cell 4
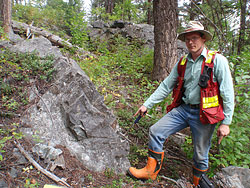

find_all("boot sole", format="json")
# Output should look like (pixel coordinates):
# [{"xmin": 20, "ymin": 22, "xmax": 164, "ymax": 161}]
[{"xmin": 126, "ymin": 169, "xmax": 148, "ymax": 181}]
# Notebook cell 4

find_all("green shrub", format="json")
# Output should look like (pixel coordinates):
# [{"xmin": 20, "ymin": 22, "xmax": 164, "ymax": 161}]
[
  {"xmin": 0, "ymin": 49, "xmax": 55, "ymax": 114},
  {"xmin": 0, "ymin": 123, "xmax": 23, "ymax": 161},
  {"xmin": 209, "ymin": 48, "xmax": 250, "ymax": 175},
  {"xmin": 65, "ymin": 8, "xmax": 88, "ymax": 48},
  {"xmin": 0, "ymin": 24, "xmax": 6, "ymax": 39}
]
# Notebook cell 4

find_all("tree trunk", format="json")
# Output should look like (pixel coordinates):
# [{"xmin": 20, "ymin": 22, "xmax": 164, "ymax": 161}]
[
  {"xmin": 152, "ymin": 0, "xmax": 178, "ymax": 81},
  {"xmin": 147, "ymin": 0, "xmax": 153, "ymax": 25},
  {"xmin": 237, "ymin": 0, "xmax": 247, "ymax": 55},
  {"xmin": 105, "ymin": 0, "xmax": 114, "ymax": 14},
  {"xmin": 0, "ymin": 0, "xmax": 12, "ymax": 34}
]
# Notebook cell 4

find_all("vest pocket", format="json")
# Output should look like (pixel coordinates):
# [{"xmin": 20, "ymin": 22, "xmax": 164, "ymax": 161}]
[{"xmin": 200, "ymin": 86, "xmax": 224, "ymax": 124}]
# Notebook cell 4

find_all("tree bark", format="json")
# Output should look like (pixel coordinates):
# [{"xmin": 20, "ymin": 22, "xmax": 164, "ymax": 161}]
[
  {"xmin": 105, "ymin": 0, "xmax": 114, "ymax": 14},
  {"xmin": 237, "ymin": 0, "xmax": 247, "ymax": 55},
  {"xmin": 147, "ymin": 0, "xmax": 153, "ymax": 25},
  {"xmin": 152, "ymin": 0, "xmax": 178, "ymax": 81},
  {"xmin": 0, "ymin": 0, "xmax": 12, "ymax": 34}
]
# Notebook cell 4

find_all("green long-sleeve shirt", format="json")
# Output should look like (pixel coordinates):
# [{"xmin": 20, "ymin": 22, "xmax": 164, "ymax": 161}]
[{"xmin": 144, "ymin": 48, "xmax": 234, "ymax": 125}]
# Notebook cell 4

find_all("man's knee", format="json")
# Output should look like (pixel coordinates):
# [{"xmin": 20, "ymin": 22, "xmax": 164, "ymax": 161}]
[{"xmin": 149, "ymin": 125, "xmax": 158, "ymax": 137}]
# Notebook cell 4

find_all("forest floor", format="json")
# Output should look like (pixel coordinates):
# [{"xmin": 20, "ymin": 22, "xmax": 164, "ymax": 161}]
[
  {"xmin": 0, "ymin": 120, "xmax": 194, "ymax": 188},
  {"xmin": 0, "ymin": 95, "xmax": 195, "ymax": 188}
]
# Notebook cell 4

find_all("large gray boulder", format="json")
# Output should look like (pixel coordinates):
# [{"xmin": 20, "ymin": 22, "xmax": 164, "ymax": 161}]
[
  {"xmin": 121, "ymin": 23, "xmax": 155, "ymax": 49},
  {"xmin": 9, "ymin": 36, "xmax": 62, "ymax": 58},
  {"xmin": 88, "ymin": 20, "xmax": 188, "ymax": 58},
  {"xmin": 213, "ymin": 166, "xmax": 250, "ymax": 188},
  {"xmin": 175, "ymin": 166, "xmax": 250, "ymax": 188},
  {"xmin": 8, "ymin": 36, "xmax": 130, "ymax": 174}
]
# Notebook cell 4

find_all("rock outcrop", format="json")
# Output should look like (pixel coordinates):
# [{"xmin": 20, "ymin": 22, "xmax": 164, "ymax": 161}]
[
  {"xmin": 2, "ymin": 20, "xmax": 187, "ymax": 175},
  {"xmin": 88, "ymin": 20, "xmax": 188, "ymax": 59},
  {"xmin": 2, "ymin": 36, "xmax": 130, "ymax": 174},
  {"xmin": 213, "ymin": 166, "xmax": 250, "ymax": 188}
]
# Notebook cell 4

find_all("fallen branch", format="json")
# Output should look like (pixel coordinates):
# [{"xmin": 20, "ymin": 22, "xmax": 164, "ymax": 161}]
[
  {"xmin": 14, "ymin": 141, "xmax": 70, "ymax": 187},
  {"xmin": 176, "ymin": 177, "xmax": 194, "ymax": 188},
  {"xmin": 161, "ymin": 175, "xmax": 194, "ymax": 188},
  {"xmin": 117, "ymin": 131, "xmax": 132, "ymax": 143},
  {"xmin": 11, "ymin": 20, "xmax": 94, "ymax": 59},
  {"xmin": 160, "ymin": 175, "xmax": 178, "ymax": 185},
  {"xmin": 165, "ymin": 148, "xmax": 192, "ymax": 165},
  {"xmin": 167, "ymin": 155, "xmax": 190, "ymax": 164}
]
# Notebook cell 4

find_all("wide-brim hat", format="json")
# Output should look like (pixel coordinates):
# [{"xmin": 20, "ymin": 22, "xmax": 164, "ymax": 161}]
[{"xmin": 177, "ymin": 21, "xmax": 212, "ymax": 42}]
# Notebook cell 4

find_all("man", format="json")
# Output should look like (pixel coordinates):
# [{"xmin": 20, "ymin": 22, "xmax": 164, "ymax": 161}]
[{"xmin": 127, "ymin": 21, "xmax": 234, "ymax": 187}]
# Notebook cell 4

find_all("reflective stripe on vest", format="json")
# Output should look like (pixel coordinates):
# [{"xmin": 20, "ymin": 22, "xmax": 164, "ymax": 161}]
[{"xmin": 202, "ymin": 95, "xmax": 219, "ymax": 109}]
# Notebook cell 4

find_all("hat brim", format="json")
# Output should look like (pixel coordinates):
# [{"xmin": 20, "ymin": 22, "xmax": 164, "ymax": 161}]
[{"xmin": 177, "ymin": 30, "xmax": 212, "ymax": 42}]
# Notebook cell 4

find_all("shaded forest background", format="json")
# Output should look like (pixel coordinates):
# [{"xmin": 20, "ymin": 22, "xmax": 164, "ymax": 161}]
[{"xmin": 0, "ymin": 0, "xmax": 250, "ymax": 187}]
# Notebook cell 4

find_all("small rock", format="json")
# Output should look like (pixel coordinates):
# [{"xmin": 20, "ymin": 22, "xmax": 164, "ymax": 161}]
[
  {"xmin": 213, "ymin": 166, "xmax": 250, "ymax": 188},
  {"xmin": 13, "ymin": 148, "xmax": 28, "ymax": 164},
  {"xmin": 32, "ymin": 143, "xmax": 62, "ymax": 161},
  {"xmin": 91, "ymin": 20, "xmax": 105, "ymax": 29},
  {"xmin": 50, "ymin": 154, "xmax": 65, "ymax": 171},
  {"xmin": 10, "ymin": 167, "xmax": 19, "ymax": 178},
  {"xmin": 0, "ymin": 179, "xmax": 8, "ymax": 188}
]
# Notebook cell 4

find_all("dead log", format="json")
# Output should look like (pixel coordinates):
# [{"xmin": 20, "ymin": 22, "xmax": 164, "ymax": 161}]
[
  {"xmin": 11, "ymin": 20, "xmax": 95, "ymax": 60},
  {"xmin": 11, "ymin": 20, "xmax": 73, "ymax": 48}
]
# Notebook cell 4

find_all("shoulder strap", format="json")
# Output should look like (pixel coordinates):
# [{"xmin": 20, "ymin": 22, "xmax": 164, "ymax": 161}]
[
  {"xmin": 201, "ymin": 50, "xmax": 218, "ymax": 72},
  {"xmin": 199, "ymin": 50, "xmax": 218, "ymax": 88},
  {"xmin": 205, "ymin": 50, "xmax": 218, "ymax": 66},
  {"xmin": 177, "ymin": 54, "xmax": 188, "ymax": 77}
]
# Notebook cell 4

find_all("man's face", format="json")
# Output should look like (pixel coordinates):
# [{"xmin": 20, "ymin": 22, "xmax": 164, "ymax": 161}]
[{"xmin": 185, "ymin": 32, "xmax": 206, "ymax": 54}]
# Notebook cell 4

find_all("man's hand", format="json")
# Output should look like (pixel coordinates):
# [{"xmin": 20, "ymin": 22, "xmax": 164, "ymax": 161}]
[
  {"xmin": 134, "ymin": 105, "xmax": 147, "ymax": 117},
  {"xmin": 217, "ymin": 124, "xmax": 230, "ymax": 144}
]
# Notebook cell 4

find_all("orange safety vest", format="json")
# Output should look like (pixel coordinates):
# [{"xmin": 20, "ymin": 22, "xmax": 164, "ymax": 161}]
[{"xmin": 166, "ymin": 51, "xmax": 225, "ymax": 124}]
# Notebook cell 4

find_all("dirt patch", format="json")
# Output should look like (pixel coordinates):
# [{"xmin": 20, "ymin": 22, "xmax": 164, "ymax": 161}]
[{"xmin": 0, "ymin": 131, "xmax": 193, "ymax": 188}]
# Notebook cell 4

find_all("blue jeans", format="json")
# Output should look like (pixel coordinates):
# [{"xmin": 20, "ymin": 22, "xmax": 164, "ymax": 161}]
[{"xmin": 148, "ymin": 104, "xmax": 216, "ymax": 170}]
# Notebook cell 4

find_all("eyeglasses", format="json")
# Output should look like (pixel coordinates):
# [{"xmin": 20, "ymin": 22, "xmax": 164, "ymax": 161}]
[{"xmin": 185, "ymin": 36, "xmax": 201, "ymax": 43}]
